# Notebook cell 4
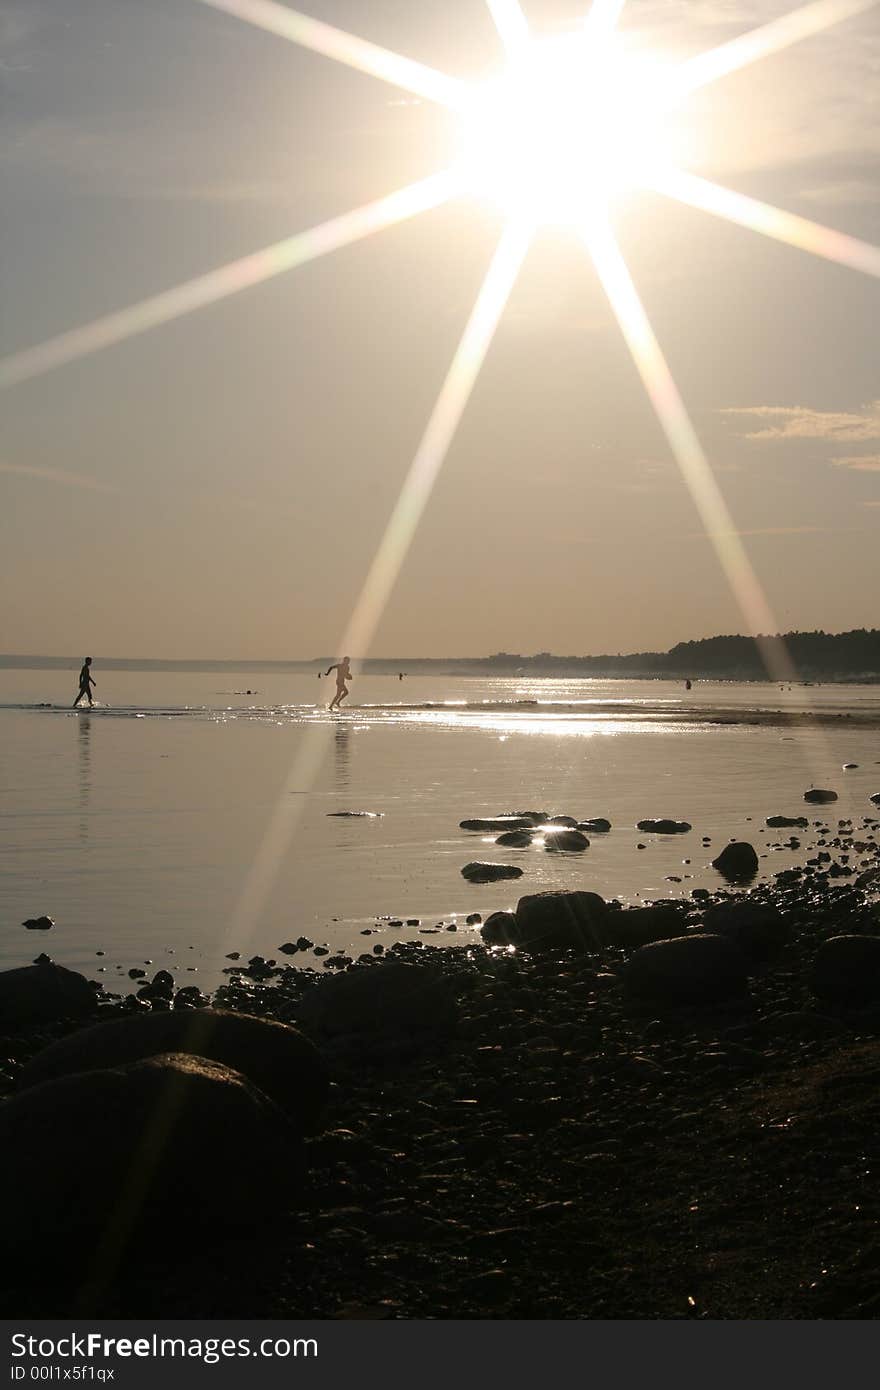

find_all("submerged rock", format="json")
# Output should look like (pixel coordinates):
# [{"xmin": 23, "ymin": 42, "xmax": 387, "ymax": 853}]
[
  {"xmin": 326, "ymin": 810, "xmax": 384, "ymax": 818},
  {"xmin": 578, "ymin": 818, "xmax": 611, "ymax": 833},
  {"xmin": 543, "ymin": 829, "xmax": 589, "ymax": 852},
  {"xmin": 460, "ymin": 817, "xmax": 535, "ymax": 832},
  {"xmin": 712, "ymin": 841, "xmax": 760, "ymax": 883},
  {"xmin": 495, "ymin": 829, "xmax": 533, "ymax": 847},
  {"xmin": 22, "ymin": 915, "xmax": 55, "ymax": 931},
  {"xmin": 636, "ymin": 819, "xmax": 692, "ymax": 835},
  {"xmin": 461, "ymin": 862, "xmax": 524, "ymax": 883},
  {"xmin": 766, "ymin": 815, "xmax": 809, "ymax": 829}
]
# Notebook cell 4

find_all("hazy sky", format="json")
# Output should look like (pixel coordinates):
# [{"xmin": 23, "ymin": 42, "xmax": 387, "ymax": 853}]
[{"xmin": 2, "ymin": 0, "xmax": 878, "ymax": 659}]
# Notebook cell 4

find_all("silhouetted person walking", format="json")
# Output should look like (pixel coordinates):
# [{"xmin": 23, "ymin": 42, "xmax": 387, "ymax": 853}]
[
  {"xmin": 325, "ymin": 656, "xmax": 351, "ymax": 711},
  {"xmin": 73, "ymin": 657, "xmax": 96, "ymax": 707}
]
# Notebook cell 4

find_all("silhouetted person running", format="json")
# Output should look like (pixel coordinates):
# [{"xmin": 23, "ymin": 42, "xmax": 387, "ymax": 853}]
[
  {"xmin": 73, "ymin": 657, "xmax": 96, "ymax": 707},
  {"xmin": 325, "ymin": 656, "xmax": 352, "ymax": 711}
]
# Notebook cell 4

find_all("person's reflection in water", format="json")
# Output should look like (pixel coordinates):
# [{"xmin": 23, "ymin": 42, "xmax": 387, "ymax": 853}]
[
  {"xmin": 78, "ymin": 711, "xmax": 92, "ymax": 842},
  {"xmin": 334, "ymin": 720, "xmax": 351, "ymax": 792}
]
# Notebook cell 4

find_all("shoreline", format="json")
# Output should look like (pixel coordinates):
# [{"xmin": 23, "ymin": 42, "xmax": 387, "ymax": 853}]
[{"xmin": 3, "ymin": 808, "xmax": 880, "ymax": 1318}]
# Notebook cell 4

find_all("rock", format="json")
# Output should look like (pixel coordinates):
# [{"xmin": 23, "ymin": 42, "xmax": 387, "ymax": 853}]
[
  {"xmin": 22, "ymin": 915, "xmax": 54, "ymax": 931},
  {"xmin": 326, "ymin": 810, "xmax": 383, "ymax": 817},
  {"xmin": 766, "ymin": 815, "xmax": 809, "ymax": 829},
  {"xmin": 481, "ymin": 911, "xmax": 519, "ymax": 946},
  {"xmin": 512, "ymin": 891, "xmax": 607, "ymax": 952},
  {"xmin": 296, "ymin": 962, "xmax": 457, "ymax": 1037},
  {"xmin": 461, "ymin": 862, "xmax": 524, "ymax": 883},
  {"xmin": 460, "ymin": 817, "xmax": 535, "ymax": 832},
  {"xmin": 605, "ymin": 904, "xmax": 688, "ymax": 950},
  {"xmin": 804, "ymin": 789, "xmax": 838, "ymax": 804},
  {"xmin": 578, "ymin": 818, "xmax": 611, "ymax": 833},
  {"xmin": 702, "ymin": 901, "xmax": 789, "ymax": 960},
  {"xmin": 636, "ymin": 819, "xmax": 692, "ymax": 835},
  {"xmin": 0, "ymin": 962, "xmax": 97, "ymax": 1027},
  {"xmin": 0, "ymin": 1053, "xmax": 296, "ymax": 1256},
  {"xmin": 544, "ymin": 815, "xmax": 579, "ymax": 828},
  {"xmin": 809, "ymin": 935, "xmax": 880, "ymax": 1005},
  {"xmin": 624, "ymin": 934, "xmax": 749, "ymax": 1006},
  {"xmin": 20, "ymin": 1007, "xmax": 328, "ymax": 1134},
  {"xmin": 543, "ymin": 829, "xmax": 589, "ymax": 852},
  {"xmin": 466, "ymin": 913, "xmax": 482, "ymax": 925},
  {"xmin": 495, "ymin": 830, "xmax": 533, "ymax": 847},
  {"xmin": 712, "ymin": 842, "xmax": 759, "ymax": 882},
  {"xmin": 870, "ymin": 792, "xmax": 880, "ymax": 806},
  {"xmin": 278, "ymin": 942, "xmax": 299, "ymax": 954},
  {"xmin": 843, "ymin": 763, "xmax": 858, "ymax": 770},
  {"xmin": 173, "ymin": 986, "xmax": 209, "ymax": 1009}
]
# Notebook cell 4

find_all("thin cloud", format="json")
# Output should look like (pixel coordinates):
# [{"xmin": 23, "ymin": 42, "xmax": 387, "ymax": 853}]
[
  {"xmin": 832, "ymin": 455, "xmax": 880, "ymax": 471},
  {"xmin": 0, "ymin": 462, "xmax": 117, "ymax": 493},
  {"xmin": 722, "ymin": 402, "xmax": 880, "ymax": 441}
]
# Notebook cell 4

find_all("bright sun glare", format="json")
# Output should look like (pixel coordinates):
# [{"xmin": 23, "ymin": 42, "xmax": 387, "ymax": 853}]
[{"xmin": 458, "ymin": 32, "xmax": 674, "ymax": 222}]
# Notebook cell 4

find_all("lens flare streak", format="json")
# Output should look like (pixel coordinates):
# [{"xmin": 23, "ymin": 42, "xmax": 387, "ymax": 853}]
[
  {"xmin": 672, "ymin": 0, "xmax": 880, "ymax": 97},
  {"xmin": 485, "ymin": 0, "xmax": 531, "ymax": 54},
  {"xmin": 0, "ymin": 171, "xmax": 459, "ymax": 389},
  {"xmin": 650, "ymin": 168, "xmax": 880, "ymax": 278},
  {"xmin": 583, "ymin": 215, "xmax": 796, "ymax": 682},
  {"xmin": 339, "ymin": 218, "xmax": 533, "ymax": 660},
  {"xmin": 196, "ymin": 0, "xmax": 466, "ymax": 107}
]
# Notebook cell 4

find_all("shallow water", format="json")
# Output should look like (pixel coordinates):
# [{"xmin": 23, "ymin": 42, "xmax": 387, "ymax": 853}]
[{"xmin": 2, "ymin": 669, "xmax": 879, "ymax": 991}]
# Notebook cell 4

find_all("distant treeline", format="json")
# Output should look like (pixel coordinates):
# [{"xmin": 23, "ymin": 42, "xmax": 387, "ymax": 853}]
[{"xmin": 3, "ymin": 629, "xmax": 879, "ymax": 679}]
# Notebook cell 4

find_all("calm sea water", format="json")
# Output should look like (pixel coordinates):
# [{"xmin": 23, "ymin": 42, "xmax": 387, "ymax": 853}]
[{"xmin": 2, "ymin": 669, "xmax": 879, "ymax": 991}]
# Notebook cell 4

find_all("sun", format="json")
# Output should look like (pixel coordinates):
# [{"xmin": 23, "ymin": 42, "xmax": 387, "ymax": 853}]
[{"xmin": 457, "ymin": 30, "xmax": 676, "ymax": 224}]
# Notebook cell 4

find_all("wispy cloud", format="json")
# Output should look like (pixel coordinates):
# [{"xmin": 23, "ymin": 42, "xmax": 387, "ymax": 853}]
[
  {"xmin": 832, "ymin": 454, "xmax": 880, "ymax": 471},
  {"xmin": 722, "ymin": 402, "xmax": 880, "ymax": 441},
  {"xmin": 0, "ymin": 462, "xmax": 117, "ymax": 492},
  {"xmin": 687, "ymin": 525, "xmax": 823, "ymax": 538}
]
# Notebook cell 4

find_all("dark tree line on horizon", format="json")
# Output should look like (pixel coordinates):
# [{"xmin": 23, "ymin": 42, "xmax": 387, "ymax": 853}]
[{"xmin": 479, "ymin": 629, "xmax": 880, "ymax": 678}]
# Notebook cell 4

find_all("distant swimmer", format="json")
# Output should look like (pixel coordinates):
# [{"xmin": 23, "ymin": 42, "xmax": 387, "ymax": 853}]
[
  {"xmin": 73, "ymin": 657, "xmax": 96, "ymax": 707},
  {"xmin": 685, "ymin": 679, "xmax": 692, "ymax": 691},
  {"xmin": 325, "ymin": 655, "xmax": 352, "ymax": 711}
]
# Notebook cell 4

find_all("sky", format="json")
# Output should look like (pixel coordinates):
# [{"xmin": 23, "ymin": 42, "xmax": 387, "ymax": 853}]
[{"xmin": 2, "ymin": 0, "xmax": 879, "ymax": 659}]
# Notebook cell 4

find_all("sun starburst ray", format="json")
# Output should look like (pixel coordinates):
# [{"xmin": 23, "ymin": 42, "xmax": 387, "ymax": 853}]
[
  {"xmin": 584, "ymin": 215, "xmax": 796, "ymax": 683},
  {"xmin": 339, "ymin": 217, "xmax": 533, "ymax": 660},
  {"xmin": 0, "ymin": 171, "xmax": 459, "ymax": 390},
  {"xmin": 196, "ymin": 0, "xmax": 467, "ymax": 107},
  {"xmin": 584, "ymin": 0, "xmax": 628, "ymax": 38},
  {"xmin": 672, "ymin": 0, "xmax": 880, "ymax": 98},
  {"xmin": 650, "ymin": 167, "xmax": 880, "ymax": 278},
  {"xmin": 485, "ymin": 0, "xmax": 530, "ymax": 55},
  {"xmin": 224, "ymin": 219, "xmax": 532, "ymax": 949}
]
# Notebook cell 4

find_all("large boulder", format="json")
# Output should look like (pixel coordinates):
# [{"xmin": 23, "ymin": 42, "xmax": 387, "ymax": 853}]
[
  {"xmin": 636, "ymin": 819, "xmax": 692, "ymax": 835},
  {"xmin": 810, "ymin": 935, "xmax": 880, "ymax": 1005},
  {"xmin": 512, "ymin": 891, "xmax": 607, "ymax": 952},
  {"xmin": 624, "ymin": 933, "xmax": 749, "ymax": 1006},
  {"xmin": 702, "ymin": 900, "xmax": 790, "ymax": 961},
  {"xmin": 295, "ymin": 961, "xmax": 457, "ymax": 1037},
  {"xmin": 605, "ymin": 904, "xmax": 689, "ymax": 950},
  {"xmin": 480, "ymin": 911, "xmax": 519, "ymax": 946},
  {"xmin": 461, "ymin": 862, "xmax": 523, "ymax": 883},
  {"xmin": 0, "ymin": 1052, "xmax": 296, "ymax": 1255},
  {"xmin": 19, "ymin": 1007, "xmax": 328, "ymax": 1134},
  {"xmin": 712, "ymin": 842, "xmax": 759, "ymax": 882},
  {"xmin": 0, "ymin": 961, "xmax": 98, "ymax": 1027}
]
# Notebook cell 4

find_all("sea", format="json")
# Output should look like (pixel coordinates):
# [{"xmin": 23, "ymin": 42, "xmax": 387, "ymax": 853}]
[{"xmin": 2, "ymin": 668, "xmax": 879, "ymax": 992}]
